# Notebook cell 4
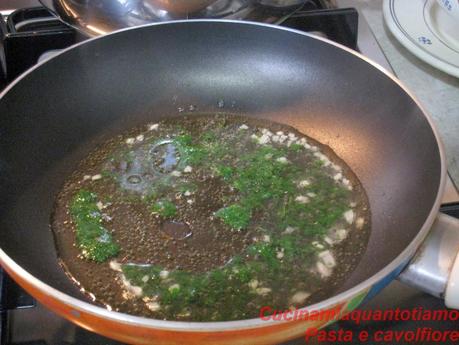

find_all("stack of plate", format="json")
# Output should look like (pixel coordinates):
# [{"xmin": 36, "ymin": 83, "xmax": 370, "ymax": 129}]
[{"xmin": 383, "ymin": 0, "xmax": 459, "ymax": 78}]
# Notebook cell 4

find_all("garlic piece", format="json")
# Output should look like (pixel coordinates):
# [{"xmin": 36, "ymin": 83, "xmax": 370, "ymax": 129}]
[
  {"xmin": 295, "ymin": 195, "xmax": 310, "ymax": 204},
  {"xmin": 318, "ymin": 250, "xmax": 336, "ymax": 268},
  {"xmin": 343, "ymin": 209, "xmax": 355, "ymax": 224},
  {"xmin": 148, "ymin": 123, "xmax": 159, "ymax": 131},
  {"xmin": 356, "ymin": 217, "xmax": 365, "ymax": 229},
  {"xmin": 159, "ymin": 270, "xmax": 169, "ymax": 279},
  {"xmin": 316, "ymin": 261, "xmax": 332, "ymax": 278},
  {"xmin": 248, "ymin": 279, "xmax": 259, "ymax": 289},
  {"xmin": 256, "ymin": 287, "xmax": 272, "ymax": 296},
  {"xmin": 290, "ymin": 291, "xmax": 311, "ymax": 305}
]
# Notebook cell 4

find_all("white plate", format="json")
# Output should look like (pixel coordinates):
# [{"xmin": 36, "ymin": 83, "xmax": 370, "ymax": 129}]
[{"xmin": 383, "ymin": 0, "xmax": 459, "ymax": 78}]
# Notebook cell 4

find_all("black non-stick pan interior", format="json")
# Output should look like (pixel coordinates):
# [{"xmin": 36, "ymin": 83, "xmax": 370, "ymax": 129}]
[{"xmin": 0, "ymin": 21, "xmax": 442, "ymax": 301}]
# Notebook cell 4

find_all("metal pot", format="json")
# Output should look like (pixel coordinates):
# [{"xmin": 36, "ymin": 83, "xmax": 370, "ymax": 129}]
[
  {"xmin": 39, "ymin": 0, "xmax": 222, "ymax": 36},
  {"xmin": 38, "ymin": 0, "xmax": 310, "ymax": 37}
]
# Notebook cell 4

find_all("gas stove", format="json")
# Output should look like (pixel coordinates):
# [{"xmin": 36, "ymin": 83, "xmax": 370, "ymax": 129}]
[
  {"xmin": 0, "ymin": 0, "xmax": 391, "ymax": 85},
  {"xmin": 1, "ymin": 1, "xmax": 459, "ymax": 344}
]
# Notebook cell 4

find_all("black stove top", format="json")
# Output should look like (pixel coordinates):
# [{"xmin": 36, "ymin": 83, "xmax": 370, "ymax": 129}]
[
  {"xmin": 0, "ymin": 0, "xmax": 358, "ymax": 88},
  {"xmin": 1, "ymin": 2, "xmax": 458, "ymax": 344}
]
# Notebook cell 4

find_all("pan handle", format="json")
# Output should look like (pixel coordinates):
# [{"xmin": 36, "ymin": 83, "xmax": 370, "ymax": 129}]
[
  {"xmin": 445, "ymin": 252, "xmax": 459, "ymax": 308},
  {"xmin": 398, "ymin": 212, "xmax": 459, "ymax": 308}
]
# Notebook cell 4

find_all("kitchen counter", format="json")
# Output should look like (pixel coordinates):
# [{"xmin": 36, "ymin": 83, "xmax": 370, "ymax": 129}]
[{"xmin": 344, "ymin": 0, "xmax": 459, "ymax": 190}]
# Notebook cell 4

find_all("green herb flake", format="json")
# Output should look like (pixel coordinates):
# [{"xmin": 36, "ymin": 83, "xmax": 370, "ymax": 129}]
[
  {"xmin": 70, "ymin": 190, "xmax": 119, "ymax": 262},
  {"xmin": 215, "ymin": 204, "xmax": 251, "ymax": 230},
  {"xmin": 290, "ymin": 143, "xmax": 304, "ymax": 152},
  {"xmin": 121, "ymin": 261, "xmax": 255, "ymax": 321},
  {"xmin": 215, "ymin": 165, "xmax": 234, "ymax": 181},
  {"xmin": 174, "ymin": 135, "xmax": 207, "ymax": 166},
  {"xmin": 151, "ymin": 200, "xmax": 177, "ymax": 218}
]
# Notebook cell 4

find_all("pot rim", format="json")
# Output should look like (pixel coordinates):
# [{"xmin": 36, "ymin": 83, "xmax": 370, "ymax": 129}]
[{"xmin": 0, "ymin": 19, "xmax": 447, "ymax": 331}]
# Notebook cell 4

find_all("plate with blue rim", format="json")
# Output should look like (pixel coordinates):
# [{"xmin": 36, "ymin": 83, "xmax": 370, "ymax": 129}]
[{"xmin": 383, "ymin": 0, "xmax": 459, "ymax": 78}]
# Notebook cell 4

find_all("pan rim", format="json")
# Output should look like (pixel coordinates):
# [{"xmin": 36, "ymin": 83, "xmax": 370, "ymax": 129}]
[{"xmin": 0, "ymin": 19, "xmax": 447, "ymax": 331}]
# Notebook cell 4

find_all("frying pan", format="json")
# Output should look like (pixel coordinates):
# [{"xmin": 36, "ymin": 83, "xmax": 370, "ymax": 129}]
[{"xmin": 0, "ymin": 20, "xmax": 457, "ymax": 345}]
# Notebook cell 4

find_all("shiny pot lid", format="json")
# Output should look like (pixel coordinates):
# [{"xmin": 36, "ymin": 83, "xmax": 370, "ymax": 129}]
[{"xmin": 39, "ymin": 0, "xmax": 308, "ymax": 37}]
